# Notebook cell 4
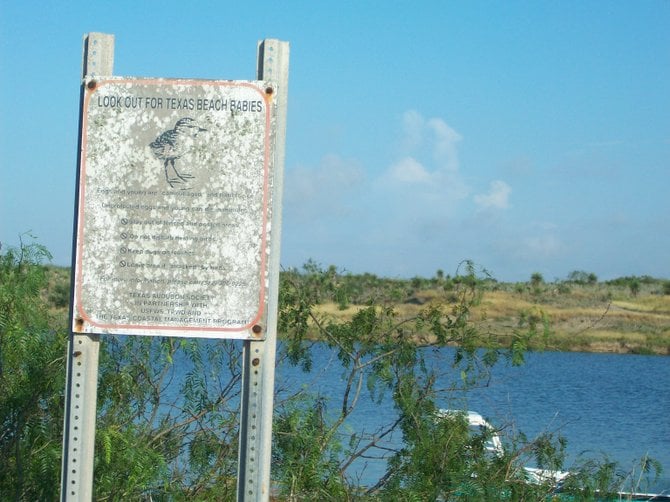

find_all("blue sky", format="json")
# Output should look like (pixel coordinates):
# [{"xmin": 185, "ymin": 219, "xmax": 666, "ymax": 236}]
[{"xmin": 1, "ymin": 1, "xmax": 668, "ymax": 282}]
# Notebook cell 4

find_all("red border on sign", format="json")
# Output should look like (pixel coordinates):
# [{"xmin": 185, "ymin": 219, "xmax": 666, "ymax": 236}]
[{"xmin": 74, "ymin": 78, "xmax": 272, "ymax": 335}]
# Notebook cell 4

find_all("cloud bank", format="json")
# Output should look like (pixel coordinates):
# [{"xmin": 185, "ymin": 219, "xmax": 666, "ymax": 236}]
[{"xmin": 282, "ymin": 110, "xmax": 525, "ymax": 277}]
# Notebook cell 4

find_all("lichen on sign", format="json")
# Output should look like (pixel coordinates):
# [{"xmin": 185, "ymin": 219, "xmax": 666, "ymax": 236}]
[{"xmin": 73, "ymin": 77, "xmax": 276, "ymax": 338}]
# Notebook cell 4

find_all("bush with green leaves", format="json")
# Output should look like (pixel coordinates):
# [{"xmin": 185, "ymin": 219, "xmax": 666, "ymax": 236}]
[
  {"xmin": 0, "ymin": 241, "xmax": 662, "ymax": 500},
  {"xmin": 0, "ymin": 237, "xmax": 65, "ymax": 500},
  {"xmin": 273, "ymin": 261, "xmax": 662, "ymax": 500},
  {"xmin": 273, "ymin": 260, "xmax": 563, "ymax": 500},
  {"xmin": 566, "ymin": 270, "xmax": 598, "ymax": 285},
  {"xmin": 93, "ymin": 335, "xmax": 244, "ymax": 500},
  {"xmin": 1, "ymin": 238, "xmax": 244, "ymax": 500}
]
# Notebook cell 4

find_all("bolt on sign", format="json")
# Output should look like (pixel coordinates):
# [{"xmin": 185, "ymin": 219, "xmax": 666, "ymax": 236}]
[{"xmin": 72, "ymin": 77, "xmax": 277, "ymax": 339}]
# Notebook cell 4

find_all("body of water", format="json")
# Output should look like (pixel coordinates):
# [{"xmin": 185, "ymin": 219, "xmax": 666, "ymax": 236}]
[{"xmin": 276, "ymin": 346, "xmax": 670, "ymax": 494}]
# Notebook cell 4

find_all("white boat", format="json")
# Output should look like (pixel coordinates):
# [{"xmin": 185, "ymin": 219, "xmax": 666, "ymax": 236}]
[
  {"xmin": 437, "ymin": 410, "xmax": 670, "ymax": 500},
  {"xmin": 437, "ymin": 409, "xmax": 570, "ymax": 486}
]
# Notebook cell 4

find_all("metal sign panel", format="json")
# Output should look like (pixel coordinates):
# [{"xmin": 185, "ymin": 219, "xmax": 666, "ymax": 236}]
[{"xmin": 73, "ymin": 77, "xmax": 276, "ymax": 339}]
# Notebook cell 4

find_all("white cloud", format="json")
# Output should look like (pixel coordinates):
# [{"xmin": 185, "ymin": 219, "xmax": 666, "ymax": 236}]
[
  {"xmin": 385, "ymin": 111, "xmax": 468, "ymax": 197},
  {"xmin": 388, "ymin": 157, "xmax": 431, "ymax": 183},
  {"xmin": 401, "ymin": 110, "xmax": 425, "ymax": 150},
  {"xmin": 400, "ymin": 110, "xmax": 463, "ymax": 172},
  {"xmin": 427, "ymin": 117, "xmax": 462, "ymax": 172},
  {"xmin": 366, "ymin": 112, "xmax": 472, "ymax": 253},
  {"xmin": 283, "ymin": 110, "xmax": 510, "ymax": 276},
  {"xmin": 474, "ymin": 180, "xmax": 511, "ymax": 211}
]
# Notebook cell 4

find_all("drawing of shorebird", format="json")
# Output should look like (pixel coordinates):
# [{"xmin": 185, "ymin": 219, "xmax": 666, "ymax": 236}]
[{"xmin": 150, "ymin": 117, "xmax": 207, "ymax": 188}]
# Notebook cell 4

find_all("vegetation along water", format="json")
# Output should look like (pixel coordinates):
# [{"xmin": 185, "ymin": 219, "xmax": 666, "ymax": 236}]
[{"xmin": 2, "ymin": 238, "xmax": 669, "ymax": 499}]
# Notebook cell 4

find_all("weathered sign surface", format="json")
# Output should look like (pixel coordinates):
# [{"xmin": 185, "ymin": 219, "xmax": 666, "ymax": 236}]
[{"xmin": 73, "ymin": 77, "xmax": 276, "ymax": 338}]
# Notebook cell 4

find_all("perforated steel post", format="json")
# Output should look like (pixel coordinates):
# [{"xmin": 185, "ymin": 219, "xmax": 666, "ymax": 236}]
[
  {"xmin": 236, "ymin": 39, "xmax": 289, "ymax": 502},
  {"xmin": 60, "ymin": 32, "xmax": 113, "ymax": 502}
]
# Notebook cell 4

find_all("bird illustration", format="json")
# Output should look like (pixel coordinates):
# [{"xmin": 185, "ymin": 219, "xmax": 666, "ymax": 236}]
[{"xmin": 150, "ymin": 117, "xmax": 207, "ymax": 188}]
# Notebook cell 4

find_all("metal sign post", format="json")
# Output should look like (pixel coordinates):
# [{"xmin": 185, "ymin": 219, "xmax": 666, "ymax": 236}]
[
  {"xmin": 236, "ymin": 39, "xmax": 289, "ymax": 502},
  {"xmin": 62, "ymin": 33, "xmax": 288, "ymax": 501},
  {"xmin": 61, "ymin": 32, "xmax": 113, "ymax": 502}
]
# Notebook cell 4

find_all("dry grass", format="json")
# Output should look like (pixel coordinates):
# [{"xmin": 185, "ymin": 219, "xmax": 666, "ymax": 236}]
[
  {"xmin": 314, "ymin": 285, "xmax": 670, "ymax": 355},
  {"xmin": 45, "ymin": 267, "xmax": 669, "ymax": 355}
]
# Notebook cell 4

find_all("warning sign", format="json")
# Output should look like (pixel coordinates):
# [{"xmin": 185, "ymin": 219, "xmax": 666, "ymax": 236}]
[{"xmin": 72, "ymin": 77, "xmax": 276, "ymax": 338}]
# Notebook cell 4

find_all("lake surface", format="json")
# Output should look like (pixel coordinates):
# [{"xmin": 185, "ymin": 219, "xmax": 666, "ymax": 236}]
[{"xmin": 276, "ymin": 346, "xmax": 670, "ymax": 494}]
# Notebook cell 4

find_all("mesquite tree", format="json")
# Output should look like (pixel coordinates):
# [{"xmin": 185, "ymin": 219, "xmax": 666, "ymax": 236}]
[{"xmin": 0, "ymin": 240, "xmax": 660, "ymax": 500}]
